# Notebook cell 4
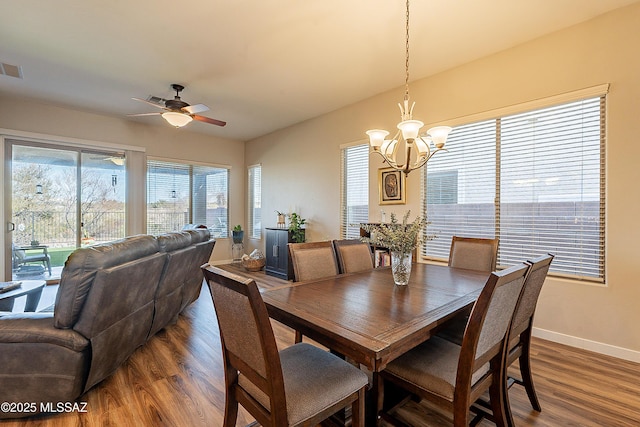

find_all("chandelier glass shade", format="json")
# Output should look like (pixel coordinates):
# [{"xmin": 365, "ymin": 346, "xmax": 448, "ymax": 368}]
[
  {"xmin": 367, "ymin": 0, "xmax": 451, "ymax": 175},
  {"xmin": 162, "ymin": 111, "xmax": 193, "ymax": 128}
]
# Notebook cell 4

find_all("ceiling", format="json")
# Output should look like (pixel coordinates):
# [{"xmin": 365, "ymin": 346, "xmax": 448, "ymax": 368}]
[{"xmin": 1, "ymin": 0, "xmax": 637, "ymax": 141}]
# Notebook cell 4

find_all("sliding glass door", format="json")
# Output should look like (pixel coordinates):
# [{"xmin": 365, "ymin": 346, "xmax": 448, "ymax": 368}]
[{"xmin": 6, "ymin": 141, "xmax": 126, "ymax": 281}]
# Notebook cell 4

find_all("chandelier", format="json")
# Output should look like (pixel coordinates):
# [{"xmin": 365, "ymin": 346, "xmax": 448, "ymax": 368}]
[{"xmin": 366, "ymin": 0, "xmax": 452, "ymax": 175}]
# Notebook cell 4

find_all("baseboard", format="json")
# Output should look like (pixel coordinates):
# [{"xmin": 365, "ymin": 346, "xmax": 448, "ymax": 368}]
[{"xmin": 532, "ymin": 327, "xmax": 640, "ymax": 363}]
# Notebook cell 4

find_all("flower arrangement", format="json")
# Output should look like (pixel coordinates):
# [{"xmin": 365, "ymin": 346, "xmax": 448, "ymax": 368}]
[{"xmin": 360, "ymin": 211, "xmax": 431, "ymax": 253}]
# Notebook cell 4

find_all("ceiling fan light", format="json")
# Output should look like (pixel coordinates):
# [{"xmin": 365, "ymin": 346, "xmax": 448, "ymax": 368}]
[{"xmin": 162, "ymin": 111, "xmax": 193, "ymax": 128}]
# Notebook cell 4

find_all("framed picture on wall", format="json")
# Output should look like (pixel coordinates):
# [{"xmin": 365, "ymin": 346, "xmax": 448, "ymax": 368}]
[{"xmin": 378, "ymin": 167, "xmax": 406, "ymax": 205}]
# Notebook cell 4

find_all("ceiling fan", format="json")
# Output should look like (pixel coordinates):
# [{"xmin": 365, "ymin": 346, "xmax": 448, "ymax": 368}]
[{"xmin": 129, "ymin": 84, "xmax": 226, "ymax": 128}]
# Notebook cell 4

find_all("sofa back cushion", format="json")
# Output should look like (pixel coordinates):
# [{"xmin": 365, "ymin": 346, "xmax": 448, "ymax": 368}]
[
  {"xmin": 54, "ymin": 235, "xmax": 160, "ymax": 329},
  {"xmin": 157, "ymin": 231, "xmax": 192, "ymax": 252},
  {"xmin": 183, "ymin": 228, "xmax": 211, "ymax": 244}
]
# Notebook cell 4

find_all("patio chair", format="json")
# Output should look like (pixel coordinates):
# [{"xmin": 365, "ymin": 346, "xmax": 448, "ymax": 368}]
[
  {"xmin": 202, "ymin": 265, "xmax": 368, "ymax": 427},
  {"xmin": 12, "ymin": 243, "xmax": 52, "ymax": 275}
]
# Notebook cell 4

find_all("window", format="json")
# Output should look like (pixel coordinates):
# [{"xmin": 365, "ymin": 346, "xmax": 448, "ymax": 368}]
[
  {"xmin": 341, "ymin": 144, "xmax": 369, "ymax": 239},
  {"xmin": 248, "ymin": 164, "xmax": 262, "ymax": 239},
  {"xmin": 424, "ymin": 95, "xmax": 605, "ymax": 281},
  {"xmin": 147, "ymin": 159, "xmax": 229, "ymax": 237}
]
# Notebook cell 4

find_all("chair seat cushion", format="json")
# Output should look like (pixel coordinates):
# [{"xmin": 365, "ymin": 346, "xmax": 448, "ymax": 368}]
[
  {"xmin": 384, "ymin": 336, "xmax": 488, "ymax": 401},
  {"xmin": 240, "ymin": 342, "xmax": 368, "ymax": 425}
]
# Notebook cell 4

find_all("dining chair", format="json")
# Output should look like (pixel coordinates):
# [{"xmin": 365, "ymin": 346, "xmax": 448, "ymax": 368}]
[
  {"xmin": 377, "ymin": 262, "xmax": 530, "ymax": 427},
  {"xmin": 437, "ymin": 236, "xmax": 500, "ymax": 344},
  {"xmin": 332, "ymin": 239, "xmax": 374, "ymax": 274},
  {"xmin": 288, "ymin": 241, "xmax": 340, "ymax": 343},
  {"xmin": 202, "ymin": 265, "xmax": 368, "ymax": 427},
  {"xmin": 448, "ymin": 236, "xmax": 499, "ymax": 272},
  {"xmin": 502, "ymin": 253, "xmax": 554, "ymax": 426},
  {"xmin": 289, "ymin": 241, "xmax": 340, "ymax": 282}
]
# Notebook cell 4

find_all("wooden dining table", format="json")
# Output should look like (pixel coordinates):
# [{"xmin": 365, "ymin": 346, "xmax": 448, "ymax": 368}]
[
  {"xmin": 260, "ymin": 262, "xmax": 489, "ymax": 424},
  {"xmin": 262, "ymin": 263, "xmax": 488, "ymax": 371}
]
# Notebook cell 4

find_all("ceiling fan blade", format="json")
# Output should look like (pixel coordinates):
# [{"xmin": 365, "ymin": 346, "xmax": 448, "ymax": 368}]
[
  {"xmin": 192, "ymin": 115, "xmax": 226, "ymax": 127},
  {"xmin": 127, "ymin": 112, "xmax": 162, "ymax": 117},
  {"xmin": 183, "ymin": 103, "xmax": 209, "ymax": 114},
  {"xmin": 132, "ymin": 97, "xmax": 166, "ymax": 109}
]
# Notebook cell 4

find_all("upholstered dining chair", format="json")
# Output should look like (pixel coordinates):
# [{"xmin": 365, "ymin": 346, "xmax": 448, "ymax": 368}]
[
  {"xmin": 202, "ymin": 265, "xmax": 368, "ymax": 427},
  {"xmin": 437, "ymin": 236, "xmax": 500, "ymax": 345},
  {"xmin": 448, "ymin": 236, "xmax": 499, "ymax": 272},
  {"xmin": 332, "ymin": 239, "xmax": 374, "ymax": 274},
  {"xmin": 289, "ymin": 241, "xmax": 340, "ymax": 282},
  {"xmin": 503, "ymin": 253, "xmax": 554, "ymax": 426},
  {"xmin": 377, "ymin": 262, "xmax": 530, "ymax": 427},
  {"xmin": 288, "ymin": 241, "xmax": 340, "ymax": 343}
]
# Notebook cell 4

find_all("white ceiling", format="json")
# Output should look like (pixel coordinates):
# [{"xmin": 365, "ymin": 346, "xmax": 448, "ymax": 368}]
[{"xmin": 1, "ymin": 0, "xmax": 637, "ymax": 141}]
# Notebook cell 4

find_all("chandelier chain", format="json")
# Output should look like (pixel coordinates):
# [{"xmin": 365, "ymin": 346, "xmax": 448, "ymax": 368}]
[{"xmin": 404, "ymin": 0, "xmax": 410, "ymax": 101}]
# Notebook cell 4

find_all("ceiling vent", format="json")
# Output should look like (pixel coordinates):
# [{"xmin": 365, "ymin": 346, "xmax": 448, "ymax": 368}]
[
  {"xmin": 0, "ymin": 62, "xmax": 23, "ymax": 79},
  {"xmin": 146, "ymin": 95, "xmax": 167, "ymax": 105}
]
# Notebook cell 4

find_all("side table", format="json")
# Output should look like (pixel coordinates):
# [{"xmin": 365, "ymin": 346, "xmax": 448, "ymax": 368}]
[{"xmin": 0, "ymin": 280, "xmax": 46, "ymax": 312}]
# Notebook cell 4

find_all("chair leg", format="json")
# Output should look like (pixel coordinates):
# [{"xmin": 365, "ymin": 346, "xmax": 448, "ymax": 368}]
[
  {"xmin": 503, "ymin": 367, "xmax": 516, "ymax": 427},
  {"xmin": 519, "ymin": 333, "xmax": 542, "ymax": 411},
  {"xmin": 223, "ymin": 395, "xmax": 238, "ymax": 427},
  {"xmin": 294, "ymin": 330, "xmax": 303, "ymax": 344},
  {"xmin": 488, "ymin": 362, "xmax": 508, "ymax": 427},
  {"xmin": 351, "ymin": 388, "xmax": 365, "ymax": 427}
]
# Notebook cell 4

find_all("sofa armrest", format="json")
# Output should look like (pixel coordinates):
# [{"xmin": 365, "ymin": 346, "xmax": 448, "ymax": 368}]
[{"xmin": 0, "ymin": 313, "xmax": 89, "ymax": 351}]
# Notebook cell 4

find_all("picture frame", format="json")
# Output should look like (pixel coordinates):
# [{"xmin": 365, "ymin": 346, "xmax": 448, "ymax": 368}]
[{"xmin": 378, "ymin": 167, "xmax": 406, "ymax": 205}]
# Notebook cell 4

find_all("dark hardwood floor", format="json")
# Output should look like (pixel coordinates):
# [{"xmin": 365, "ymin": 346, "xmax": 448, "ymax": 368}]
[{"xmin": 3, "ymin": 268, "xmax": 640, "ymax": 426}]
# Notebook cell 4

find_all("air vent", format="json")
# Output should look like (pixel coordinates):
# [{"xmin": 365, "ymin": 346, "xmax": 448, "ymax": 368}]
[
  {"xmin": 0, "ymin": 62, "xmax": 23, "ymax": 79},
  {"xmin": 146, "ymin": 95, "xmax": 166, "ymax": 105}
]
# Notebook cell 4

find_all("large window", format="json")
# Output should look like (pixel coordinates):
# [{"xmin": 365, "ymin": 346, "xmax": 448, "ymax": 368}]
[
  {"xmin": 248, "ymin": 164, "xmax": 262, "ymax": 239},
  {"xmin": 147, "ymin": 159, "xmax": 229, "ymax": 237},
  {"xmin": 341, "ymin": 144, "xmax": 369, "ymax": 239},
  {"xmin": 424, "ymin": 95, "xmax": 605, "ymax": 281}
]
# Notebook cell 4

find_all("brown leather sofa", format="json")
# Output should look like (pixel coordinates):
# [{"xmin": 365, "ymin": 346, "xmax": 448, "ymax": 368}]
[{"xmin": 0, "ymin": 230, "xmax": 215, "ymax": 419}]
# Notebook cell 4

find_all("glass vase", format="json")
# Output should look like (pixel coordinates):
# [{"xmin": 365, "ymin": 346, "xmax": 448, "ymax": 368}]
[{"xmin": 391, "ymin": 251, "xmax": 412, "ymax": 286}]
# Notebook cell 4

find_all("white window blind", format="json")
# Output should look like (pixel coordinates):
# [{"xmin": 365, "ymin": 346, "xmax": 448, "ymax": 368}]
[
  {"xmin": 341, "ymin": 144, "xmax": 369, "ymax": 239},
  {"xmin": 424, "ymin": 96, "xmax": 606, "ymax": 281},
  {"xmin": 147, "ymin": 159, "xmax": 229, "ymax": 237},
  {"xmin": 248, "ymin": 165, "xmax": 262, "ymax": 239}
]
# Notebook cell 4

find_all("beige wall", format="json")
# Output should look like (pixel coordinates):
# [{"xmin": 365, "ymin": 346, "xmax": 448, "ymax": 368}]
[
  {"xmin": 0, "ymin": 95, "xmax": 245, "ymax": 264},
  {"xmin": 246, "ymin": 3, "xmax": 640, "ymax": 359}
]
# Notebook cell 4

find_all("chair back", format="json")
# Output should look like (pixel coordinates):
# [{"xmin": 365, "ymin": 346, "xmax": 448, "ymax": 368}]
[
  {"xmin": 203, "ymin": 265, "xmax": 289, "ymax": 426},
  {"xmin": 456, "ymin": 263, "xmax": 529, "ymax": 395},
  {"xmin": 510, "ymin": 254, "xmax": 554, "ymax": 338},
  {"xmin": 333, "ymin": 239, "xmax": 374, "ymax": 274},
  {"xmin": 448, "ymin": 236, "xmax": 499, "ymax": 272},
  {"xmin": 289, "ymin": 241, "xmax": 339, "ymax": 282}
]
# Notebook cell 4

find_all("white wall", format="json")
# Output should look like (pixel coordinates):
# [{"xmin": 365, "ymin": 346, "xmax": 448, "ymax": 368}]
[{"xmin": 246, "ymin": 3, "xmax": 640, "ymax": 360}]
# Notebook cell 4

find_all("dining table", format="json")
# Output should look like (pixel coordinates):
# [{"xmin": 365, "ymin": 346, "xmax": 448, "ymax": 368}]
[{"xmin": 260, "ymin": 262, "xmax": 489, "ymax": 424}]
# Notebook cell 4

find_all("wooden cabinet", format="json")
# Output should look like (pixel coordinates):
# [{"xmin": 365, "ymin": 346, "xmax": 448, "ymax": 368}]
[{"xmin": 265, "ymin": 228, "xmax": 298, "ymax": 280}]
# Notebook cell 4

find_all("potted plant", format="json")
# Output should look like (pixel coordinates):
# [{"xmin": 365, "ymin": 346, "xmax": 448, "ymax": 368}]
[
  {"xmin": 287, "ymin": 212, "xmax": 306, "ymax": 243},
  {"xmin": 232, "ymin": 225, "xmax": 244, "ymax": 244}
]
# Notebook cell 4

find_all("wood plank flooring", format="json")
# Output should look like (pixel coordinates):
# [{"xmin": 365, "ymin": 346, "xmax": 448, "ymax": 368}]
[{"xmin": 3, "ymin": 267, "xmax": 640, "ymax": 426}]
